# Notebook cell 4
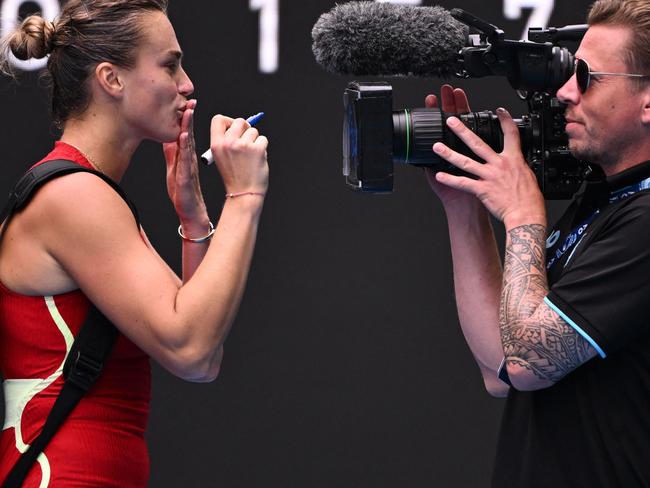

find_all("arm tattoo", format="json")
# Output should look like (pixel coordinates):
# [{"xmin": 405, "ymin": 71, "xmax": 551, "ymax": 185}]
[{"xmin": 500, "ymin": 225, "xmax": 595, "ymax": 383}]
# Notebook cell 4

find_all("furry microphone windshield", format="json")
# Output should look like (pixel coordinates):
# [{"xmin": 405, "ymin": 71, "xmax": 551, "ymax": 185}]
[{"xmin": 312, "ymin": 1, "xmax": 469, "ymax": 77}]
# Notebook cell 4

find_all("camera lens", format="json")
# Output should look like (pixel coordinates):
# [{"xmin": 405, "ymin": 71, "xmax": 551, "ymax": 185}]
[
  {"xmin": 393, "ymin": 109, "xmax": 444, "ymax": 165},
  {"xmin": 392, "ymin": 108, "xmax": 510, "ymax": 172}
]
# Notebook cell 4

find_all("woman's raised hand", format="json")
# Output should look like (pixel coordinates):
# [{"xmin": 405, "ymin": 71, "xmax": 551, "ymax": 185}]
[
  {"xmin": 163, "ymin": 99, "xmax": 209, "ymax": 224},
  {"xmin": 209, "ymin": 115, "xmax": 269, "ymax": 196}
]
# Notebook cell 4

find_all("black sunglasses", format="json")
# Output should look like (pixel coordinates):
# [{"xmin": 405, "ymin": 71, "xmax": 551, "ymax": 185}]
[{"xmin": 575, "ymin": 58, "xmax": 650, "ymax": 93}]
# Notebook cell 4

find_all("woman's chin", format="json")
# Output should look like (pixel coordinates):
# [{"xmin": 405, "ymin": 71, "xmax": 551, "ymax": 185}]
[
  {"xmin": 145, "ymin": 123, "xmax": 183, "ymax": 144},
  {"xmin": 158, "ymin": 129, "xmax": 182, "ymax": 144}
]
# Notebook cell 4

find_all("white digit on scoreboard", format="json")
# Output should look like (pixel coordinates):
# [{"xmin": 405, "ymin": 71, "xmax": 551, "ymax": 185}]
[
  {"xmin": 1, "ymin": 0, "xmax": 60, "ymax": 71},
  {"xmin": 250, "ymin": 0, "xmax": 279, "ymax": 74},
  {"xmin": 504, "ymin": 0, "xmax": 555, "ymax": 40}
]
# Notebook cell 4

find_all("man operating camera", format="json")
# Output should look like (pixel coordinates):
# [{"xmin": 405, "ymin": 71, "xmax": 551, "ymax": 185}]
[{"xmin": 427, "ymin": 0, "xmax": 650, "ymax": 485}]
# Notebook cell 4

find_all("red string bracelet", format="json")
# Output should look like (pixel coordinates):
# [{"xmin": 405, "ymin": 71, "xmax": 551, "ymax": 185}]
[{"xmin": 225, "ymin": 191, "xmax": 266, "ymax": 198}]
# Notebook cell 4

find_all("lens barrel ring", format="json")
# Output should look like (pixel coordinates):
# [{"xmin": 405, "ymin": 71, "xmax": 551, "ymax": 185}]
[{"xmin": 393, "ymin": 108, "xmax": 444, "ymax": 165}]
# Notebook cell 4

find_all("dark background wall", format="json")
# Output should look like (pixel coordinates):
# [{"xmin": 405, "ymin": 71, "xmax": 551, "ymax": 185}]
[{"xmin": 0, "ymin": 0, "xmax": 593, "ymax": 486}]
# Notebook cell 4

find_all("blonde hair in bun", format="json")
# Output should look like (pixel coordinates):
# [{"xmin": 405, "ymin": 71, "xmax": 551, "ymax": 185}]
[
  {"xmin": 1, "ymin": 0, "xmax": 168, "ymax": 124},
  {"xmin": 10, "ymin": 15, "xmax": 56, "ymax": 61}
]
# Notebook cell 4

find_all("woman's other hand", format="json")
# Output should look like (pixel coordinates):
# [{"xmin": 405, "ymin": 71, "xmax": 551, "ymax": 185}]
[{"xmin": 210, "ymin": 115, "xmax": 269, "ymax": 196}]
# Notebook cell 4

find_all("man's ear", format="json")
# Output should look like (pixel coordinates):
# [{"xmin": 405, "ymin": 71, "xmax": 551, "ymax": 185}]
[
  {"xmin": 94, "ymin": 62, "xmax": 125, "ymax": 99},
  {"xmin": 642, "ymin": 85, "xmax": 650, "ymax": 126}
]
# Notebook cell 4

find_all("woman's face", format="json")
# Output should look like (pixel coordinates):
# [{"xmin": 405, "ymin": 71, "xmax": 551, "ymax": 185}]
[{"xmin": 119, "ymin": 11, "xmax": 194, "ymax": 143}]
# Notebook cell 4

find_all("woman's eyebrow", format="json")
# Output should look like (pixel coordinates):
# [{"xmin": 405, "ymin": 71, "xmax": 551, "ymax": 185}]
[{"xmin": 166, "ymin": 49, "xmax": 183, "ymax": 61}]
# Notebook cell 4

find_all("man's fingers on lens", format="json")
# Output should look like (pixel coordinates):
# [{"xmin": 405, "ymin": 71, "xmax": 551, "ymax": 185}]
[
  {"xmin": 496, "ymin": 108, "xmax": 522, "ymax": 154},
  {"xmin": 435, "ymin": 171, "xmax": 479, "ymax": 195},
  {"xmin": 440, "ymin": 84, "xmax": 456, "ymax": 112},
  {"xmin": 453, "ymin": 89, "xmax": 470, "ymax": 113},
  {"xmin": 445, "ymin": 117, "xmax": 495, "ymax": 162},
  {"xmin": 425, "ymin": 94, "xmax": 438, "ymax": 108},
  {"xmin": 433, "ymin": 143, "xmax": 487, "ymax": 178}
]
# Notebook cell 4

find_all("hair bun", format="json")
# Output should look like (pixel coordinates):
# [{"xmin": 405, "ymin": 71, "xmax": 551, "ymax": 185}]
[{"xmin": 10, "ymin": 16, "xmax": 56, "ymax": 61}]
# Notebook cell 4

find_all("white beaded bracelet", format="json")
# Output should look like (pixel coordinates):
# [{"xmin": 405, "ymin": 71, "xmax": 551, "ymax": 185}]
[{"xmin": 177, "ymin": 222, "xmax": 215, "ymax": 243}]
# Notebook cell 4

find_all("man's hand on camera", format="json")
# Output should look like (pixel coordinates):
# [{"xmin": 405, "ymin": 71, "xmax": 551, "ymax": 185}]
[
  {"xmin": 424, "ymin": 85, "xmax": 480, "ymax": 209},
  {"xmin": 432, "ymin": 107, "xmax": 546, "ymax": 229}
]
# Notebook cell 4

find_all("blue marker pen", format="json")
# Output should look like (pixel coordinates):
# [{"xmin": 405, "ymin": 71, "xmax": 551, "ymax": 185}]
[{"xmin": 200, "ymin": 112, "xmax": 265, "ymax": 165}]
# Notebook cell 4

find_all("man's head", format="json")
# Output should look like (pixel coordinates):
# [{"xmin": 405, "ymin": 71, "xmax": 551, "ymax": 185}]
[
  {"xmin": 556, "ymin": 0, "xmax": 650, "ymax": 173},
  {"xmin": 589, "ymin": 0, "xmax": 650, "ymax": 81}
]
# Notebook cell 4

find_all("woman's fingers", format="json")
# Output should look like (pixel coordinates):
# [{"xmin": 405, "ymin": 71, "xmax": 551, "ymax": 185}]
[
  {"xmin": 163, "ymin": 142, "xmax": 178, "ymax": 165},
  {"xmin": 209, "ymin": 112, "xmax": 269, "ymax": 194},
  {"xmin": 179, "ymin": 99, "xmax": 197, "ymax": 136},
  {"xmin": 163, "ymin": 142, "xmax": 179, "ymax": 189},
  {"xmin": 241, "ymin": 127, "xmax": 260, "ymax": 144},
  {"xmin": 176, "ymin": 133, "xmax": 195, "ymax": 187},
  {"xmin": 210, "ymin": 114, "xmax": 236, "ymax": 142},
  {"xmin": 253, "ymin": 135, "xmax": 269, "ymax": 150},
  {"xmin": 225, "ymin": 118, "xmax": 251, "ymax": 139}
]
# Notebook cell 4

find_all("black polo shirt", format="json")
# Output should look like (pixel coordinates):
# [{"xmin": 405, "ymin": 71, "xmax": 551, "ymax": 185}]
[{"xmin": 492, "ymin": 161, "xmax": 650, "ymax": 488}]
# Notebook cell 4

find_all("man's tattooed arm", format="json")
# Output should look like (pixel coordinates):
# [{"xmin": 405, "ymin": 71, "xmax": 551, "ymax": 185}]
[{"xmin": 499, "ymin": 224, "xmax": 597, "ymax": 388}]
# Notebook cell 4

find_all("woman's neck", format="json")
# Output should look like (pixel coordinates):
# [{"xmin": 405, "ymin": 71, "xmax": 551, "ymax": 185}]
[{"xmin": 60, "ymin": 113, "xmax": 141, "ymax": 183}]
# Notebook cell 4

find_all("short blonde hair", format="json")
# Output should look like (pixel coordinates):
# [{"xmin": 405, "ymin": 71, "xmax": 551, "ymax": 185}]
[{"xmin": 588, "ymin": 0, "xmax": 650, "ymax": 79}]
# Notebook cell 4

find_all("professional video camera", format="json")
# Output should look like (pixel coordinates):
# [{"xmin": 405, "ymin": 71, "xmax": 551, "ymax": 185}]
[{"xmin": 338, "ymin": 9, "xmax": 589, "ymax": 199}]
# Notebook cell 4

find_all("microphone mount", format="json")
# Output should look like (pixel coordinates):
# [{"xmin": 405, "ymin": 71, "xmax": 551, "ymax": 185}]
[
  {"xmin": 450, "ymin": 9, "xmax": 579, "ymax": 93},
  {"xmin": 528, "ymin": 25, "xmax": 589, "ymax": 44}
]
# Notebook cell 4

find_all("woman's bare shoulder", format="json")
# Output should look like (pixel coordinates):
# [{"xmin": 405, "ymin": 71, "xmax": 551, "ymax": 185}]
[{"xmin": 0, "ymin": 171, "xmax": 141, "ymax": 295}]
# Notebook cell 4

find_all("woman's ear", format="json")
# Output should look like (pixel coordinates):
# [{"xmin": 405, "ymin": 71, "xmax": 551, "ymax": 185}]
[{"xmin": 94, "ymin": 62, "xmax": 124, "ymax": 99}]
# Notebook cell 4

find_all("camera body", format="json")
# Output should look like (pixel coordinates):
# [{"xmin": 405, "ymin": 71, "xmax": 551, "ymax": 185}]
[{"xmin": 342, "ymin": 10, "xmax": 589, "ymax": 199}]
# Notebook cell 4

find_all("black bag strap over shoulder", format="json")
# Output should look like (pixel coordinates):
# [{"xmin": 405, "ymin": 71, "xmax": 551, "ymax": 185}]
[
  {"xmin": 1, "ymin": 159, "xmax": 139, "ymax": 488},
  {"xmin": 0, "ymin": 159, "xmax": 140, "ymax": 231},
  {"xmin": 2, "ymin": 309, "xmax": 117, "ymax": 488}
]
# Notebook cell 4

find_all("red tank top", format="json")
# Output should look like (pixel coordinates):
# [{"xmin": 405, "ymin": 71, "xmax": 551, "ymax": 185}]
[{"xmin": 0, "ymin": 142, "xmax": 152, "ymax": 487}]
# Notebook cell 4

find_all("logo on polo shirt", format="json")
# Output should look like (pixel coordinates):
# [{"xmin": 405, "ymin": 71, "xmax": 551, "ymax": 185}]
[{"xmin": 546, "ymin": 230, "xmax": 561, "ymax": 249}]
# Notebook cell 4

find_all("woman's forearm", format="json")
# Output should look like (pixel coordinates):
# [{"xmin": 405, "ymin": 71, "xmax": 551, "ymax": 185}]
[{"xmin": 169, "ymin": 196, "xmax": 265, "ymax": 374}]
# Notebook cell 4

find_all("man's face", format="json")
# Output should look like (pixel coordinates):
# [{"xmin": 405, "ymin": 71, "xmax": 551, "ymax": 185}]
[{"xmin": 556, "ymin": 25, "xmax": 648, "ymax": 171}]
